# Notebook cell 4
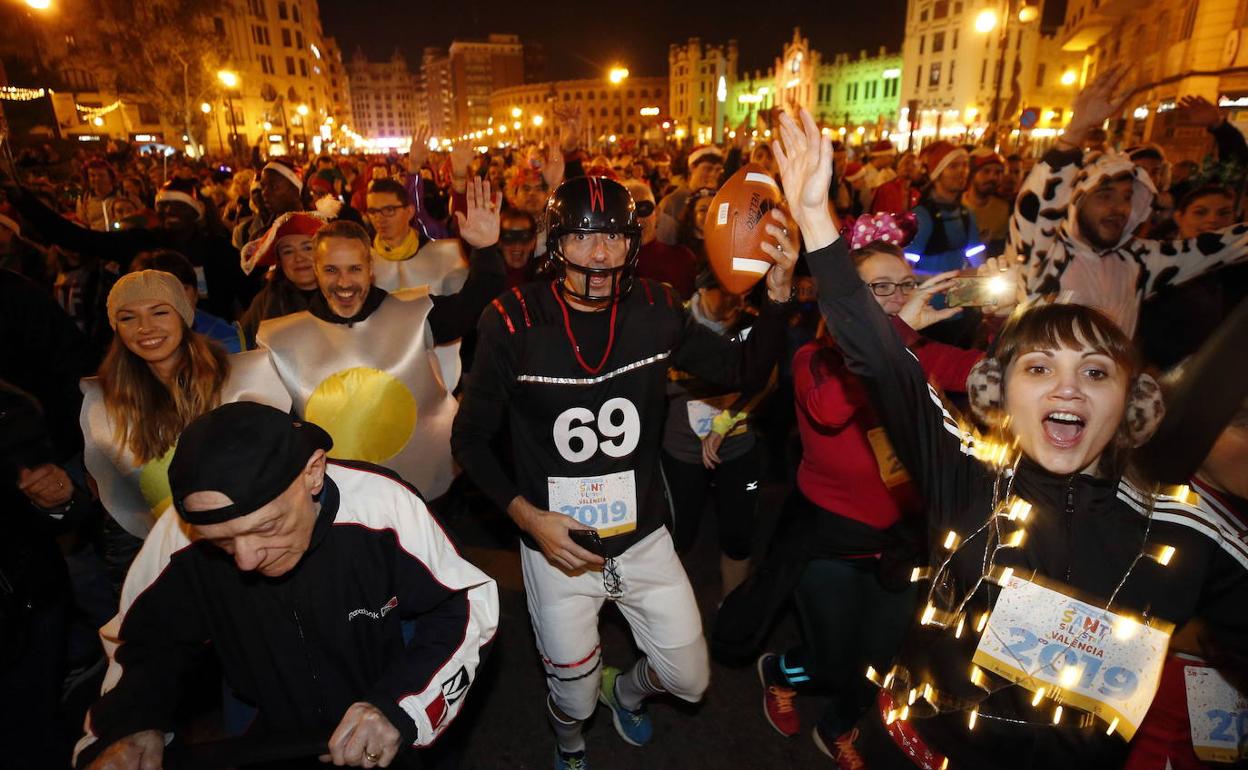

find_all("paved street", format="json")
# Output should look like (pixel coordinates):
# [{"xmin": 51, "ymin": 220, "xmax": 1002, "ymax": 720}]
[{"xmin": 445, "ymin": 482, "xmax": 836, "ymax": 770}]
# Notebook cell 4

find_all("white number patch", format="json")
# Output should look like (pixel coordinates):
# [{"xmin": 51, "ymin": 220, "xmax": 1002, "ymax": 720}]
[{"xmin": 553, "ymin": 397, "xmax": 641, "ymax": 463}]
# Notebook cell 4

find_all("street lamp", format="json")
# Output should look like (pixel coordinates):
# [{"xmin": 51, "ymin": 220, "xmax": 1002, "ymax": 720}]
[
  {"xmin": 217, "ymin": 70, "xmax": 241, "ymax": 161},
  {"xmin": 975, "ymin": 9, "xmax": 998, "ymax": 33},
  {"xmin": 1060, "ymin": 69, "xmax": 1078, "ymax": 86},
  {"xmin": 296, "ymin": 103, "xmax": 309, "ymax": 157},
  {"xmin": 24, "ymin": 0, "xmax": 51, "ymax": 10},
  {"xmin": 608, "ymin": 65, "xmax": 629, "ymax": 139}
]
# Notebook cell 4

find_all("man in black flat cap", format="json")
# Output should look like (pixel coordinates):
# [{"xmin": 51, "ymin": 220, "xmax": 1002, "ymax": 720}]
[{"xmin": 75, "ymin": 402, "xmax": 499, "ymax": 770}]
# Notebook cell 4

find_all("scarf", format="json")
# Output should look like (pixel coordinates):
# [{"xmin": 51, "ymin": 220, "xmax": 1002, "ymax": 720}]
[{"xmin": 373, "ymin": 228, "xmax": 420, "ymax": 262}]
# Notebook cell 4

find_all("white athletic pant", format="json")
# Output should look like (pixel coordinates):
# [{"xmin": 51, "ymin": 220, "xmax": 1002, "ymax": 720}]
[{"xmin": 520, "ymin": 526, "xmax": 710, "ymax": 721}]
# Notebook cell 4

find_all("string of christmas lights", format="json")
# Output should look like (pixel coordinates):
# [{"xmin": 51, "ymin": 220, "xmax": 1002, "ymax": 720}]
[
  {"xmin": 0, "ymin": 86, "xmax": 49, "ymax": 102},
  {"xmin": 76, "ymin": 100, "xmax": 123, "ymax": 119},
  {"xmin": 866, "ymin": 418, "xmax": 1190, "ymax": 742}
]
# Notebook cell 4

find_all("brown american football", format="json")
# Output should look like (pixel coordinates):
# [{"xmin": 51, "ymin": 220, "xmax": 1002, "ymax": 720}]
[{"xmin": 702, "ymin": 162, "xmax": 792, "ymax": 295}]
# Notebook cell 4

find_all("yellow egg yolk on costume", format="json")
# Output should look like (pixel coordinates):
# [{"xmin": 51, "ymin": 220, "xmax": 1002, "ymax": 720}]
[
  {"xmin": 138, "ymin": 445, "xmax": 177, "ymax": 517},
  {"xmin": 305, "ymin": 367, "xmax": 418, "ymax": 463}
]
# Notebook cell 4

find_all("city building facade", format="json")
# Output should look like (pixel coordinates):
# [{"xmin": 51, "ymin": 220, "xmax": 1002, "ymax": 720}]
[
  {"xmin": 347, "ymin": 49, "xmax": 421, "ymax": 147},
  {"xmin": 668, "ymin": 38, "xmax": 739, "ymax": 144},
  {"xmin": 487, "ymin": 76, "xmax": 668, "ymax": 148},
  {"xmin": 448, "ymin": 34, "xmax": 525, "ymax": 136},
  {"xmin": 900, "ymin": 0, "xmax": 1082, "ymax": 151},
  {"xmin": 1060, "ymin": 0, "xmax": 1245, "ymax": 160}
]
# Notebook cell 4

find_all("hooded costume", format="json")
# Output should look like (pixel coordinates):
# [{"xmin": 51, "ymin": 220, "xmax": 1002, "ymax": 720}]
[{"xmin": 1008, "ymin": 147, "xmax": 1248, "ymax": 335}]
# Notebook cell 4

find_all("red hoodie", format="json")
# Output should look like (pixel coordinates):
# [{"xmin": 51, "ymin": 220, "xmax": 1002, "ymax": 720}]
[{"xmin": 794, "ymin": 316, "xmax": 982, "ymax": 530}]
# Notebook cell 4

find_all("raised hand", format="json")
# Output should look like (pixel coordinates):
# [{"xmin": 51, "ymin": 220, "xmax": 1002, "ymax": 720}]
[
  {"xmin": 454, "ymin": 176, "xmax": 502, "ymax": 249},
  {"xmin": 541, "ymin": 143, "xmax": 565, "ymax": 190},
  {"xmin": 408, "ymin": 125, "xmax": 432, "ymax": 173},
  {"xmin": 554, "ymin": 105, "xmax": 582, "ymax": 153},
  {"xmin": 772, "ymin": 109, "xmax": 838, "ymax": 252},
  {"xmin": 1178, "ymin": 95, "xmax": 1224, "ymax": 129},
  {"xmin": 1064, "ymin": 63, "xmax": 1130, "ymax": 145}
]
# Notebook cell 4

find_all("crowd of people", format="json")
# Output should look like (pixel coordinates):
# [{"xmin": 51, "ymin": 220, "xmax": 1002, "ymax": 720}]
[{"xmin": 1, "ymin": 66, "xmax": 1246, "ymax": 770}]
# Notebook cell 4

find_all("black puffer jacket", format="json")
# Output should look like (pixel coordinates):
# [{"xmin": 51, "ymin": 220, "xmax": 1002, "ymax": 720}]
[{"xmin": 809, "ymin": 239, "xmax": 1248, "ymax": 769}]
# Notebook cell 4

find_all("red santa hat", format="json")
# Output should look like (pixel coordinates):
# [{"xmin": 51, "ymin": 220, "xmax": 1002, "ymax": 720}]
[
  {"xmin": 920, "ymin": 141, "xmax": 969, "ymax": 182},
  {"xmin": 868, "ymin": 140, "xmax": 897, "ymax": 157},
  {"xmin": 968, "ymin": 147, "xmax": 1006, "ymax": 174},
  {"xmin": 687, "ymin": 145, "xmax": 724, "ymax": 167},
  {"xmin": 240, "ymin": 211, "xmax": 329, "ymax": 275}
]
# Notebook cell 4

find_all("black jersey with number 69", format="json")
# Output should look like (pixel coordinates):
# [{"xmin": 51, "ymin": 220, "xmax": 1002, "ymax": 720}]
[{"xmin": 452, "ymin": 279, "xmax": 787, "ymax": 558}]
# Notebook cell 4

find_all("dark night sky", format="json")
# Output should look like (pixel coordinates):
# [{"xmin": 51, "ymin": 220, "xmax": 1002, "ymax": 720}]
[{"xmin": 319, "ymin": 0, "xmax": 908, "ymax": 80}]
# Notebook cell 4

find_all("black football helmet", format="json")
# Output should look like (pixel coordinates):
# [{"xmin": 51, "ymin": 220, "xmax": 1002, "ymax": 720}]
[{"xmin": 545, "ymin": 175, "xmax": 643, "ymax": 303}]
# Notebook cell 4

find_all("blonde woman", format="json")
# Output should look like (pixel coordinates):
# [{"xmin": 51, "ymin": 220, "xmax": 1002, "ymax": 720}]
[{"xmin": 81, "ymin": 270, "xmax": 289, "ymax": 554}]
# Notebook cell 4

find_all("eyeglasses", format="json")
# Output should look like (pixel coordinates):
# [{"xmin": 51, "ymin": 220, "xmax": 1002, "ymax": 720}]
[
  {"xmin": 867, "ymin": 279, "xmax": 919, "ymax": 297},
  {"xmin": 365, "ymin": 204, "xmax": 406, "ymax": 218},
  {"xmin": 634, "ymin": 200, "xmax": 655, "ymax": 217}
]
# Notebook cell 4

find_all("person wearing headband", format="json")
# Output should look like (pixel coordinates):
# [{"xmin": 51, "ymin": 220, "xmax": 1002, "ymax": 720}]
[
  {"xmin": 75, "ymin": 402, "xmax": 498, "ymax": 770},
  {"xmin": 1, "ymin": 172, "xmax": 255, "ymax": 321}
]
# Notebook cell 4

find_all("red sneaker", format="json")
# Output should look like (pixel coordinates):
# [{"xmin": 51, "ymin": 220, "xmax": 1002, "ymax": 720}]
[
  {"xmin": 757, "ymin": 653, "xmax": 800, "ymax": 737},
  {"xmin": 814, "ymin": 725, "xmax": 866, "ymax": 770}
]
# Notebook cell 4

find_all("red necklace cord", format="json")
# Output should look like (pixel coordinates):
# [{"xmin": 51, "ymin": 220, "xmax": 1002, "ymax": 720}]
[{"xmin": 549, "ymin": 280, "xmax": 620, "ymax": 375}]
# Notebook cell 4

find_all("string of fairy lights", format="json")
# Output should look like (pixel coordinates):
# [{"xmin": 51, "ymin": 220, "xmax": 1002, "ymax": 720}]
[{"xmin": 862, "ymin": 418, "xmax": 1188, "ymax": 752}]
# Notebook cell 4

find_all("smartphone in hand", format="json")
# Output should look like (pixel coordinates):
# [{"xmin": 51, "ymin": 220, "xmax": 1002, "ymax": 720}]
[
  {"xmin": 568, "ymin": 528, "xmax": 605, "ymax": 557},
  {"xmin": 944, "ymin": 275, "xmax": 1010, "ymax": 308}
]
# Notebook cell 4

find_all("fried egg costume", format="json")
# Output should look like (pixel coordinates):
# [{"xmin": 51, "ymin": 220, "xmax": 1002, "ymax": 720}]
[{"xmin": 80, "ymin": 349, "xmax": 292, "ymax": 537}]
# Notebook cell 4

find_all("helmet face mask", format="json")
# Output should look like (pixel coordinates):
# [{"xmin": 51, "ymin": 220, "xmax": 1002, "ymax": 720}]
[{"xmin": 546, "ymin": 176, "xmax": 643, "ymax": 304}]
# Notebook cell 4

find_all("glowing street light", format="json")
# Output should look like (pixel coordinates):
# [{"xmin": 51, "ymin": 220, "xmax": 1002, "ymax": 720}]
[
  {"xmin": 975, "ymin": 9, "xmax": 999, "ymax": 33},
  {"xmin": 608, "ymin": 66, "xmax": 630, "ymax": 85},
  {"xmin": 217, "ymin": 70, "xmax": 239, "ymax": 89},
  {"xmin": 200, "ymin": 102, "xmax": 212, "ymax": 113},
  {"xmin": 1060, "ymin": 69, "xmax": 1078, "ymax": 86},
  {"xmin": 296, "ymin": 103, "xmax": 309, "ymax": 116},
  {"xmin": 1017, "ymin": 3, "xmax": 1039, "ymax": 22},
  {"xmin": 25, "ymin": 0, "xmax": 51, "ymax": 10},
  {"xmin": 531, "ymin": 114, "xmax": 544, "ymax": 127},
  {"xmin": 511, "ymin": 106, "xmax": 522, "ymax": 119}
]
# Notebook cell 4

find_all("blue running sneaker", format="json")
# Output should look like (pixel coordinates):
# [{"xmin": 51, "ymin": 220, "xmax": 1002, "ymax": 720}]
[
  {"xmin": 598, "ymin": 666, "xmax": 653, "ymax": 746},
  {"xmin": 554, "ymin": 748, "xmax": 589, "ymax": 770}
]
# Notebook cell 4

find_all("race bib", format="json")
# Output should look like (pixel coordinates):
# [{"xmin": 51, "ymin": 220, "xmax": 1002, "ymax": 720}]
[
  {"xmin": 1185, "ymin": 664, "xmax": 1248, "ymax": 762},
  {"xmin": 867, "ymin": 427, "xmax": 910, "ymax": 488},
  {"xmin": 686, "ymin": 394, "xmax": 739, "ymax": 439},
  {"xmin": 972, "ymin": 574, "xmax": 1172, "ymax": 740},
  {"xmin": 548, "ymin": 470, "xmax": 638, "ymax": 538}
]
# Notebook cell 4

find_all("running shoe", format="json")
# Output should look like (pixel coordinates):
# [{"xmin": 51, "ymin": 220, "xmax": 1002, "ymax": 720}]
[
  {"xmin": 814, "ymin": 725, "xmax": 866, "ymax": 770},
  {"xmin": 598, "ymin": 666, "xmax": 653, "ymax": 746},
  {"xmin": 554, "ymin": 748, "xmax": 589, "ymax": 770},
  {"xmin": 757, "ymin": 653, "xmax": 800, "ymax": 737}
]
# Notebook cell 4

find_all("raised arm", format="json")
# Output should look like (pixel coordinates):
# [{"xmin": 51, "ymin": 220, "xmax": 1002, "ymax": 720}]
[
  {"xmin": 774, "ymin": 109, "xmax": 977, "ymax": 516},
  {"xmin": 1010, "ymin": 65, "xmax": 1129, "ymax": 296},
  {"xmin": 429, "ymin": 177, "xmax": 506, "ymax": 343}
]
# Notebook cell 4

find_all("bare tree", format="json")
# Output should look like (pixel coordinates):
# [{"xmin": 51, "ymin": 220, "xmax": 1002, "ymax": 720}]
[{"xmin": 47, "ymin": 0, "xmax": 229, "ymax": 153}]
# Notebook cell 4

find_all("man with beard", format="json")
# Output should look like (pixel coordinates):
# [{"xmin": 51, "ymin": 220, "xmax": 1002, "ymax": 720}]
[
  {"xmin": 908, "ymin": 141, "xmax": 981, "ymax": 274},
  {"xmin": 3, "ymin": 174, "xmax": 254, "ymax": 320},
  {"xmin": 963, "ymin": 148, "xmax": 1010, "ymax": 254},
  {"xmin": 1009, "ymin": 64, "xmax": 1248, "ymax": 335},
  {"xmin": 255, "ymin": 178, "xmax": 504, "ymax": 501}
]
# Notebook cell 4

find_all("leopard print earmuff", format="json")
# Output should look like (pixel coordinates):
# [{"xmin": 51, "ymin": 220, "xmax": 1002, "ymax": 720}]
[{"xmin": 965, "ymin": 357, "xmax": 1165, "ymax": 449}]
